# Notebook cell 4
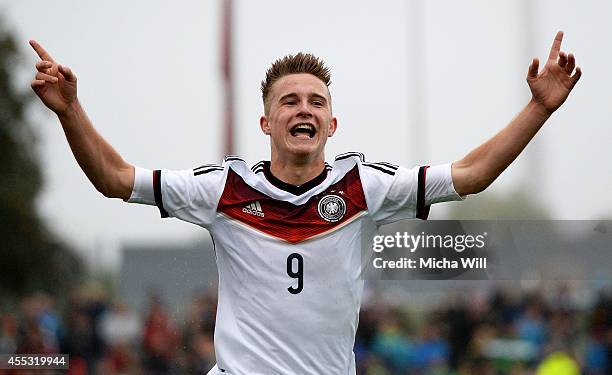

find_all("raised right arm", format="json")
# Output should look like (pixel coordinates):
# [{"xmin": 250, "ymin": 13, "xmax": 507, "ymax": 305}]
[{"xmin": 29, "ymin": 40, "xmax": 134, "ymax": 200}]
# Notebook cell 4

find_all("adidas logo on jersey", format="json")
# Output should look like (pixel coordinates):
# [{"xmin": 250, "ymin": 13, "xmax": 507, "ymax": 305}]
[{"xmin": 243, "ymin": 201, "xmax": 265, "ymax": 217}]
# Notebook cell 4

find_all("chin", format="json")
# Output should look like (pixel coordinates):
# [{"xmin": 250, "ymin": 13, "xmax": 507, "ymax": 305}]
[
  {"xmin": 287, "ymin": 143, "xmax": 322, "ymax": 158},
  {"xmin": 290, "ymin": 148, "xmax": 316, "ymax": 157}
]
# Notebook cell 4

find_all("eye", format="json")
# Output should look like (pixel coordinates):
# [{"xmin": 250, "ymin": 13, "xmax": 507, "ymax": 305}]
[
  {"xmin": 312, "ymin": 100, "xmax": 324, "ymax": 107},
  {"xmin": 284, "ymin": 100, "xmax": 296, "ymax": 106}
]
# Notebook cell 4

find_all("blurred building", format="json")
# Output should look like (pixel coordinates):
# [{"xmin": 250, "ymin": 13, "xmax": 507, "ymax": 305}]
[{"xmin": 119, "ymin": 240, "xmax": 218, "ymax": 318}]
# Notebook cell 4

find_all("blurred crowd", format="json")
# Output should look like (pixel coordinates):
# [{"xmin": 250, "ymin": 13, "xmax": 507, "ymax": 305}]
[
  {"xmin": 356, "ymin": 284, "xmax": 611, "ymax": 375},
  {"xmin": 0, "ymin": 283, "xmax": 610, "ymax": 375}
]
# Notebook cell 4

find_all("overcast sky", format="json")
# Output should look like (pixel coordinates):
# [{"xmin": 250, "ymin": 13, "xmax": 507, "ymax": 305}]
[{"xmin": 1, "ymin": 0, "xmax": 610, "ymax": 269}]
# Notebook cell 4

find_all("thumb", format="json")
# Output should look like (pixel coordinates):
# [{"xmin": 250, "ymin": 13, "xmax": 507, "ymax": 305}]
[
  {"xmin": 58, "ymin": 64, "xmax": 77, "ymax": 82},
  {"xmin": 527, "ymin": 58, "xmax": 539, "ymax": 80}
]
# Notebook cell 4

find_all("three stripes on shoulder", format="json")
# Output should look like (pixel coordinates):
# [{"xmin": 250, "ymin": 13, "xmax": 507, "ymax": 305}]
[
  {"xmin": 193, "ymin": 164, "xmax": 223, "ymax": 176},
  {"xmin": 193, "ymin": 155, "xmax": 244, "ymax": 176},
  {"xmin": 335, "ymin": 152, "xmax": 398, "ymax": 176}
]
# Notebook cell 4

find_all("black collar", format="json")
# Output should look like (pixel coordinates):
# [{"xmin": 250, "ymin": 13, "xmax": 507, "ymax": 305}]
[{"xmin": 263, "ymin": 161, "xmax": 328, "ymax": 196}]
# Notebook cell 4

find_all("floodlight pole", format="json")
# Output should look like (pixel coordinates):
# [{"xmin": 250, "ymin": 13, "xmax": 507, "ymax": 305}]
[
  {"xmin": 407, "ymin": 0, "xmax": 428, "ymax": 165},
  {"xmin": 519, "ymin": 0, "xmax": 544, "ymax": 199},
  {"xmin": 221, "ymin": 0, "xmax": 235, "ymax": 157}
]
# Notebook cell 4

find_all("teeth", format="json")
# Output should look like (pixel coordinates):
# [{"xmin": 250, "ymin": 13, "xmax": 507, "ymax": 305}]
[
  {"xmin": 294, "ymin": 124, "xmax": 314, "ymax": 131},
  {"xmin": 290, "ymin": 123, "xmax": 316, "ymax": 138}
]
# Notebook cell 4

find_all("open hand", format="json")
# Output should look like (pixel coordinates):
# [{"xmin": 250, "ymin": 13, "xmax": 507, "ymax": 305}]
[
  {"xmin": 29, "ymin": 40, "xmax": 77, "ymax": 115},
  {"xmin": 527, "ymin": 31, "xmax": 582, "ymax": 115}
]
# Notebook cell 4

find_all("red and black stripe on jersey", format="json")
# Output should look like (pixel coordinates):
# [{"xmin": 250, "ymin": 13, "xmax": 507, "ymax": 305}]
[{"xmin": 217, "ymin": 166, "xmax": 368, "ymax": 243}]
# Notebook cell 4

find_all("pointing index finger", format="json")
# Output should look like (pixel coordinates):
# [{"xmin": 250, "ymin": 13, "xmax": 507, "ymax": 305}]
[
  {"xmin": 29, "ymin": 40, "xmax": 55, "ymax": 63},
  {"xmin": 547, "ymin": 31, "xmax": 564, "ymax": 61}
]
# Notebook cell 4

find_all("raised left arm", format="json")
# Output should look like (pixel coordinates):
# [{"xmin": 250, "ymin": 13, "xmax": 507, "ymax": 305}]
[{"xmin": 452, "ymin": 31, "xmax": 582, "ymax": 196}]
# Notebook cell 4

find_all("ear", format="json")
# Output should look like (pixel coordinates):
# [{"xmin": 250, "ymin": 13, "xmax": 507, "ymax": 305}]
[
  {"xmin": 327, "ymin": 117, "xmax": 338, "ymax": 137},
  {"xmin": 260, "ymin": 116, "xmax": 271, "ymax": 135}
]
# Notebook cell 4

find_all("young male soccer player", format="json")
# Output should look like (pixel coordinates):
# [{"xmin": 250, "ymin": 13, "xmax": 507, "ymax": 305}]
[{"xmin": 29, "ymin": 32, "xmax": 580, "ymax": 374}]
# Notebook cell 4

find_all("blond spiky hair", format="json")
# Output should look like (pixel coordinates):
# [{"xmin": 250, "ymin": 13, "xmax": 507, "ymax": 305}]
[{"xmin": 261, "ymin": 52, "xmax": 331, "ymax": 114}]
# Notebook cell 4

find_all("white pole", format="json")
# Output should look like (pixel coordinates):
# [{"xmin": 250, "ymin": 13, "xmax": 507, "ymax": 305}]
[{"xmin": 407, "ymin": 0, "xmax": 428, "ymax": 165}]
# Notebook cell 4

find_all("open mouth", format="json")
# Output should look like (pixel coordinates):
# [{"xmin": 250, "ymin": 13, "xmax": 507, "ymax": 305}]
[{"xmin": 290, "ymin": 123, "xmax": 316, "ymax": 138}]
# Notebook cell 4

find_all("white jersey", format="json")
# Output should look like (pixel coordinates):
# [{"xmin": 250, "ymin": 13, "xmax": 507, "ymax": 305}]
[{"xmin": 128, "ymin": 152, "xmax": 462, "ymax": 374}]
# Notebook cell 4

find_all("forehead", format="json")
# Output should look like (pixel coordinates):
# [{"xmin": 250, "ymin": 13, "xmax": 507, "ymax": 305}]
[{"xmin": 270, "ymin": 73, "xmax": 330, "ymax": 100}]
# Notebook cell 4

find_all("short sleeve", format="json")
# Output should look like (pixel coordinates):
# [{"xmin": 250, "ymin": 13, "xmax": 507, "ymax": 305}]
[
  {"xmin": 361, "ymin": 162, "xmax": 462, "ymax": 225},
  {"xmin": 127, "ymin": 165, "xmax": 227, "ymax": 227}
]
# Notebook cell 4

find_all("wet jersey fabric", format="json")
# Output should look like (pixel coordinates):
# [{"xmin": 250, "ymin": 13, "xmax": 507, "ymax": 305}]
[{"xmin": 128, "ymin": 152, "xmax": 462, "ymax": 374}]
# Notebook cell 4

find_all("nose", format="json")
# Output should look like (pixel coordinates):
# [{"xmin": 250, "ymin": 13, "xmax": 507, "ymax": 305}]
[{"xmin": 296, "ymin": 99, "xmax": 312, "ymax": 118}]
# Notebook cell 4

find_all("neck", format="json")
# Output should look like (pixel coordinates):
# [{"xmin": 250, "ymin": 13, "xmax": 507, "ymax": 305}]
[{"xmin": 269, "ymin": 153, "xmax": 326, "ymax": 186}]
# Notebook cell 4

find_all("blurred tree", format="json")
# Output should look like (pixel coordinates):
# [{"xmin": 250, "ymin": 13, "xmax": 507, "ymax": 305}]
[{"xmin": 0, "ymin": 18, "xmax": 83, "ymax": 305}]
